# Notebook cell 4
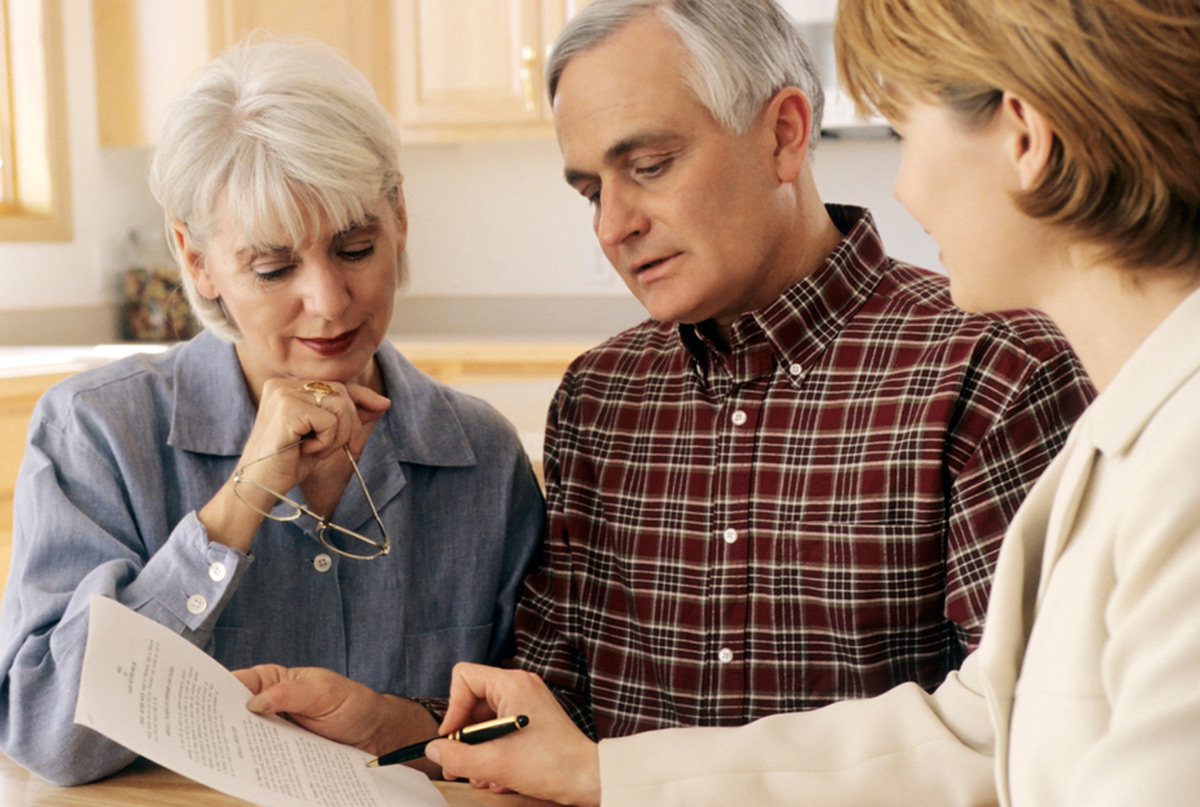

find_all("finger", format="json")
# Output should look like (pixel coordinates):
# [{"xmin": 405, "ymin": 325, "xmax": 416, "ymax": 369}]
[
  {"xmin": 439, "ymin": 662, "xmax": 499, "ymax": 734},
  {"xmin": 245, "ymin": 676, "xmax": 329, "ymax": 716},
  {"xmin": 345, "ymin": 383, "xmax": 391, "ymax": 415},
  {"xmin": 232, "ymin": 667, "xmax": 268, "ymax": 694}
]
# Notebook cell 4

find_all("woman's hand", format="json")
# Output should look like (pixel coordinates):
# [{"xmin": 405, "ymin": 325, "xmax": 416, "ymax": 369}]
[
  {"xmin": 199, "ymin": 378, "xmax": 390, "ymax": 553},
  {"xmin": 427, "ymin": 663, "xmax": 601, "ymax": 807}
]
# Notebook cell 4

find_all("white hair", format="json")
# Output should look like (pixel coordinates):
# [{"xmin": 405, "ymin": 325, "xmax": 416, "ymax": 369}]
[
  {"xmin": 148, "ymin": 37, "xmax": 403, "ymax": 341},
  {"xmin": 547, "ymin": 0, "xmax": 824, "ymax": 144}
]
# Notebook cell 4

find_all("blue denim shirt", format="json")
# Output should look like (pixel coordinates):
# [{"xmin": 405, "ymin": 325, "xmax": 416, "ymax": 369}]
[{"xmin": 0, "ymin": 331, "xmax": 544, "ymax": 784}]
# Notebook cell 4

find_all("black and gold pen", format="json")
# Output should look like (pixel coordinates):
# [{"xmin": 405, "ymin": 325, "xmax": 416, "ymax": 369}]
[{"xmin": 365, "ymin": 715, "xmax": 531, "ymax": 767}]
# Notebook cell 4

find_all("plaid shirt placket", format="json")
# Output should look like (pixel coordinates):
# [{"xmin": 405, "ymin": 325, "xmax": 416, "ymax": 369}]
[{"xmin": 513, "ymin": 206, "xmax": 1094, "ymax": 739}]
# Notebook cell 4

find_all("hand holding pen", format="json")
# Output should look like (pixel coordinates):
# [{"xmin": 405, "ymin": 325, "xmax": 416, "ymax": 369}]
[{"xmin": 366, "ymin": 715, "xmax": 530, "ymax": 767}]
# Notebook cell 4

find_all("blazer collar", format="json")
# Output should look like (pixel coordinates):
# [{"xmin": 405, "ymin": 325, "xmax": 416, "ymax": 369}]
[{"xmin": 1087, "ymin": 285, "xmax": 1200, "ymax": 457}]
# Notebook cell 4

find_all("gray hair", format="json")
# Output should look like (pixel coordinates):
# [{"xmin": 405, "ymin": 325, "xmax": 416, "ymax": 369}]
[
  {"xmin": 148, "ymin": 37, "xmax": 403, "ymax": 341},
  {"xmin": 547, "ymin": 0, "xmax": 824, "ymax": 144}
]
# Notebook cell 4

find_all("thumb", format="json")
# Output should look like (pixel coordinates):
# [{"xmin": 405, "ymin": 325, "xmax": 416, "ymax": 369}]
[{"xmin": 245, "ymin": 678, "xmax": 318, "ymax": 716}]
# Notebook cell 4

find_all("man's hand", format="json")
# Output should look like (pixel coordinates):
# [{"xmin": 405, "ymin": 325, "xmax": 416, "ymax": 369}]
[
  {"xmin": 427, "ymin": 663, "xmax": 601, "ymax": 807},
  {"xmin": 233, "ymin": 665, "xmax": 439, "ymax": 757}
]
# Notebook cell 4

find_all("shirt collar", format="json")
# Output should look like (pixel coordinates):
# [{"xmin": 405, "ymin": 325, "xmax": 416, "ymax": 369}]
[
  {"xmin": 679, "ymin": 205, "xmax": 888, "ymax": 385},
  {"xmin": 1085, "ymin": 284, "xmax": 1200, "ymax": 457},
  {"xmin": 168, "ymin": 332, "xmax": 476, "ymax": 469}
]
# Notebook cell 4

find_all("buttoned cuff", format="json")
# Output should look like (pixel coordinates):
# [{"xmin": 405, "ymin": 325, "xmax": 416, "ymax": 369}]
[{"xmin": 124, "ymin": 511, "xmax": 251, "ymax": 635}]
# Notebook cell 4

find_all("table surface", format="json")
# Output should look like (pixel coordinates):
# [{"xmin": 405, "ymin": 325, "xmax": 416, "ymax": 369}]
[{"xmin": 0, "ymin": 755, "xmax": 560, "ymax": 807}]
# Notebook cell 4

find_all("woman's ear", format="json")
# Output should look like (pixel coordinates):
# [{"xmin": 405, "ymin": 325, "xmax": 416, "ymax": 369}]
[
  {"xmin": 171, "ymin": 220, "xmax": 219, "ymax": 300},
  {"xmin": 392, "ymin": 174, "xmax": 408, "ymax": 254},
  {"xmin": 1000, "ymin": 91, "xmax": 1056, "ymax": 190},
  {"xmin": 764, "ymin": 86, "xmax": 813, "ymax": 184}
]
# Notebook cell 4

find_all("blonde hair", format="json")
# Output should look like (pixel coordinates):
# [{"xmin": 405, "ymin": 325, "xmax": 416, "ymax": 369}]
[
  {"xmin": 835, "ymin": 0, "xmax": 1200, "ymax": 272},
  {"xmin": 149, "ymin": 37, "xmax": 403, "ymax": 341}
]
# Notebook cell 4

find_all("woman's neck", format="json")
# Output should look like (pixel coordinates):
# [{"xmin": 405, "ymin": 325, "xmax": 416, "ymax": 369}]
[{"xmin": 1036, "ymin": 253, "xmax": 1200, "ymax": 392}]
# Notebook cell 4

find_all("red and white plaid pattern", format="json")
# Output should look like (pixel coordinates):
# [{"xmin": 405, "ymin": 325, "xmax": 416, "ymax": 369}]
[{"xmin": 514, "ymin": 206, "xmax": 1095, "ymax": 738}]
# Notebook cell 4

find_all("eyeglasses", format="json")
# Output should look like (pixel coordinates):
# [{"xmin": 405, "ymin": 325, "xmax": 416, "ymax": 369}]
[{"xmin": 233, "ymin": 439, "xmax": 390, "ymax": 560}]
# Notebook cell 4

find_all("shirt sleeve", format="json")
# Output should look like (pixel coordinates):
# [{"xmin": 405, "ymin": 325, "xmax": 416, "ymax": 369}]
[
  {"xmin": 943, "ymin": 337, "xmax": 1093, "ymax": 651},
  {"xmin": 598, "ymin": 654, "xmax": 996, "ymax": 806},
  {"xmin": 483, "ymin": 439, "xmax": 546, "ymax": 668},
  {"xmin": 508, "ymin": 374, "xmax": 598, "ymax": 738},
  {"xmin": 0, "ymin": 398, "xmax": 250, "ymax": 785}
]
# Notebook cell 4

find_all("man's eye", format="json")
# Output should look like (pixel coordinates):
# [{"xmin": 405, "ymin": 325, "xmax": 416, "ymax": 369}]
[{"xmin": 635, "ymin": 159, "xmax": 671, "ymax": 179}]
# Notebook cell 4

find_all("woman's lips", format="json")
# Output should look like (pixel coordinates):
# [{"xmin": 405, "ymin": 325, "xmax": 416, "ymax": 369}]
[{"xmin": 298, "ymin": 327, "xmax": 360, "ymax": 357}]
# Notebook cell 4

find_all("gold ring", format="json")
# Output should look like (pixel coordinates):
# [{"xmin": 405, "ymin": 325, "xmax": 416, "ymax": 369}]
[{"xmin": 302, "ymin": 380, "xmax": 335, "ymax": 405}]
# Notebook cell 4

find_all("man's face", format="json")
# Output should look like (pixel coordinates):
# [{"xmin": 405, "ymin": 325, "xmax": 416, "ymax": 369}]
[{"xmin": 553, "ymin": 14, "xmax": 792, "ymax": 330}]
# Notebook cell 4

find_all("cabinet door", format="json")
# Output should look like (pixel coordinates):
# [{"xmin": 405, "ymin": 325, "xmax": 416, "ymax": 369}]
[
  {"xmin": 208, "ymin": 0, "xmax": 395, "ymax": 115},
  {"xmin": 397, "ymin": 0, "xmax": 546, "ymax": 140}
]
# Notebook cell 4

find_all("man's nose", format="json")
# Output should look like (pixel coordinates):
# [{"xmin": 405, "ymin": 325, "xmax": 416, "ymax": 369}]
[{"xmin": 595, "ymin": 184, "xmax": 649, "ymax": 247}]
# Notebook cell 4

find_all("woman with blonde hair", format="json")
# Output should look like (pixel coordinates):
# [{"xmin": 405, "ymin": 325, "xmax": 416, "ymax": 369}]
[{"xmin": 373, "ymin": 1, "xmax": 1200, "ymax": 804}]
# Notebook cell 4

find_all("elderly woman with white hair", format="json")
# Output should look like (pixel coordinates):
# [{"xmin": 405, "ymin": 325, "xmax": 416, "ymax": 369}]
[{"xmin": 0, "ymin": 38, "xmax": 543, "ymax": 786}]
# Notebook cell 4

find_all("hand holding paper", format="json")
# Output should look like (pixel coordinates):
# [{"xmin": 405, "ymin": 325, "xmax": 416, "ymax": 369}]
[{"xmin": 74, "ymin": 595, "xmax": 447, "ymax": 807}]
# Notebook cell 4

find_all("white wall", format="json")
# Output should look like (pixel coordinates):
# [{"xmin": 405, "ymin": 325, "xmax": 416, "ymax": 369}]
[{"xmin": 0, "ymin": 1, "xmax": 942, "ymax": 342}]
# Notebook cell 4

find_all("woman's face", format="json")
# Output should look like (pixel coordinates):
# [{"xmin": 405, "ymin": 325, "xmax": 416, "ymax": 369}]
[
  {"xmin": 889, "ymin": 100, "xmax": 1051, "ymax": 313},
  {"xmin": 179, "ymin": 193, "xmax": 405, "ymax": 398}
]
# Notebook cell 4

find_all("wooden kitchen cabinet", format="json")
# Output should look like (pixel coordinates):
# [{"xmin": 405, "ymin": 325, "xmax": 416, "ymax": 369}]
[
  {"xmin": 94, "ymin": 0, "xmax": 592, "ymax": 147},
  {"xmin": 93, "ymin": 0, "xmax": 393, "ymax": 147},
  {"xmin": 395, "ymin": 0, "xmax": 592, "ymax": 142}
]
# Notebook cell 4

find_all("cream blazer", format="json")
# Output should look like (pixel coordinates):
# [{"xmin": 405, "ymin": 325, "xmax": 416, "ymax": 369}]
[{"xmin": 599, "ymin": 288, "xmax": 1200, "ymax": 807}]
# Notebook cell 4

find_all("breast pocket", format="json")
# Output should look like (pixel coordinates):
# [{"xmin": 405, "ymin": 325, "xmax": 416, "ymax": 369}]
[
  {"xmin": 783, "ymin": 520, "xmax": 950, "ymax": 694},
  {"xmin": 403, "ymin": 622, "xmax": 494, "ymax": 697}
]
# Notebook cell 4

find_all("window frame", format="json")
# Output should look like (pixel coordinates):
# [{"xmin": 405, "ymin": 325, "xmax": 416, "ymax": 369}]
[{"xmin": 0, "ymin": 0, "xmax": 71, "ymax": 242}]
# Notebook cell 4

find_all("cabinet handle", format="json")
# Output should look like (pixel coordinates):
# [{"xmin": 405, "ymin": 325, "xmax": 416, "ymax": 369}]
[{"xmin": 520, "ymin": 45, "xmax": 537, "ymax": 113}]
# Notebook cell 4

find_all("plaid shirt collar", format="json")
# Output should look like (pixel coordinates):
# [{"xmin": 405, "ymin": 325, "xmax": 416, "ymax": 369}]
[{"xmin": 680, "ymin": 205, "xmax": 888, "ymax": 392}]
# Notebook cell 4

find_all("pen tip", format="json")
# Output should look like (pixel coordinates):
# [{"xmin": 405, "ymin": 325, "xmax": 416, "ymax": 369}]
[{"xmin": 366, "ymin": 760, "xmax": 378, "ymax": 768}]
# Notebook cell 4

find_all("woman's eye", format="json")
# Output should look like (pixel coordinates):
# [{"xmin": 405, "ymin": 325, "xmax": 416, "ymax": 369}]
[
  {"xmin": 340, "ymin": 244, "xmax": 376, "ymax": 262},
  {"xmin": 253, "ymin": 264, "xmax": 294, "ymax": 282}
]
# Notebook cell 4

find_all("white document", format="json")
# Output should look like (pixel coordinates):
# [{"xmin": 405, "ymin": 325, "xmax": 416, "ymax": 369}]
[{"xmin": 75, "ymin": 595, "xmax": 447, "ymax": 807}]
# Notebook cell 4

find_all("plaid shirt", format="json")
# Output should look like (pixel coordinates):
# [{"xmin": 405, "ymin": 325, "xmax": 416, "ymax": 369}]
[{"xmin": 514, "ymin": 206, "xmax": 1095, "ymax": 739}]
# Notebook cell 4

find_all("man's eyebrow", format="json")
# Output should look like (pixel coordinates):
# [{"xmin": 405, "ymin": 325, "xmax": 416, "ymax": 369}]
[{"xmin": 563, "ymin": 132, "xmax": 682, "ymax": 186}]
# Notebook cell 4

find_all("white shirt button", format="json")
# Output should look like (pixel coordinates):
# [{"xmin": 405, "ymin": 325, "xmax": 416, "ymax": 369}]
[
  {"xmin": 313, "ymin": 553, "xmax": 333, "ymax": 573},
  {"xmin": 208, "ymin": 562, "xmax": 227, "ymax": 582},
  {"xmin": 187, "ymin": 594, "xmax": 208, "ymax": 615},
  {"xmin": 731, "ymin": 410, "xmax": 748, "ymax": 426},
  {"xmin": 723, "ymin": 528, "xmax": 738, "ymax": 544},
  {"xmin": 718, "ymin": 647, "xmax": 734, "ymax": 664},
  {"xmin": 788, "ymin": 363, "xmax": 803, "ymax": 377}
]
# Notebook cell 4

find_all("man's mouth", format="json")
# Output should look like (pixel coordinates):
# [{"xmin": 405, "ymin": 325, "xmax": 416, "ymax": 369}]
[{"xmin": 633, "ymin": 253, "xmax": 679, "ymax": 275}]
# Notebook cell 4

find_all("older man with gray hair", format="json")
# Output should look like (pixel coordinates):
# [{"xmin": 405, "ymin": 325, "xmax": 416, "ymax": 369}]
[{"xmin": 240, "ymin": 0, "xmax": 1092, "ymax": 798}]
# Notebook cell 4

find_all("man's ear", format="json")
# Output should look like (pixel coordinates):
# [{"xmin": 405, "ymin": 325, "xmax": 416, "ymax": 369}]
[
  {"xmin": 764, "ymin": 86, "xmax": 813, "ymax": 184},
  {"xmin": 171, "ymin": 220, "xmax": 218, "ymax": 300},
  {"xmin": 1000, "ymin": 91, "xmax": 1056, "ymax": 191}
]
